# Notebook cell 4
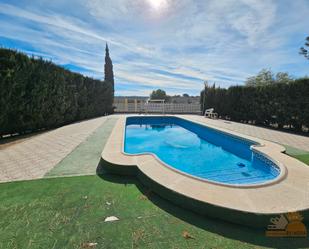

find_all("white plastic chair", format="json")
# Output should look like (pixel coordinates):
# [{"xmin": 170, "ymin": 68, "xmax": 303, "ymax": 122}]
[{"xmin": 204, "ymin": 108, "xmax": 218, "ymax": 119}]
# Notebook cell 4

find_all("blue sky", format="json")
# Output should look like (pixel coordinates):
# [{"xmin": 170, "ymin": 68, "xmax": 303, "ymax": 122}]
[{"xmin": 0, "ymin": 0, "xmax": 308, "ymax": 96}]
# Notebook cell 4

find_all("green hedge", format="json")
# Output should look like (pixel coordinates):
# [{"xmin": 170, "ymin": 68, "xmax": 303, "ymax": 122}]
[
  {"xmin": 0, "ymin": 48, "xmax": 114, "ymax": 136},
  {"xmin": 201, "ymin": 79, "xmax": 309, "ymax": 132}
]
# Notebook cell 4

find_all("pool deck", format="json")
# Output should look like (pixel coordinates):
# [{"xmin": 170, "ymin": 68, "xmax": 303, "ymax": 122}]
[
  {"xmin": 102, "ymin": 115, "xmax": 309, "ymax": 215},
  {"xmin": 0, "ymin": 113, "xmax": 308, "ymax": 185},
  {"xmin": 0, "ymin": 116, "xmax": 109, "ymax": 182},
  {"xmin": 187, "ymin": 115, "xmax": 309, "ymax": 152}
]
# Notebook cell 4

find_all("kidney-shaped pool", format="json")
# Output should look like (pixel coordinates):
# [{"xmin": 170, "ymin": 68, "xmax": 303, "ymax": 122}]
[{"xmin": 124, "ymin": 116, "xmax": 281, "ymax": 186}]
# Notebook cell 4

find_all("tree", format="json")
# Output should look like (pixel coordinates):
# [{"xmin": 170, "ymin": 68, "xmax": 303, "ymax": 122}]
[
  {"xmin": 245, "ymin": 69, "xmax": 293, "ymax": 86},
  {"xmin": 183, "ymin": 93, "xmax": 189, "ymax": 97},
  {"xmin": 104, "ymin": 43, "xmax": 115, "ymax": 111},
  {"xmin": 245, "ymin": 69, "xmax": 274, "ymax": 86},
  {"xmin": 299, "ymin": 36, "xmax": 309, "ymax": 60},
  {"xmin": 150, "ymin": 89, "xmax": 170, "ymax": 102},
  {"xmin": 275, "ymin": 72, "xmax": 294, "ymax": 84},
  {"xmin": 201, "ymin": 81, "xmax": 208, "ymax": 114}
]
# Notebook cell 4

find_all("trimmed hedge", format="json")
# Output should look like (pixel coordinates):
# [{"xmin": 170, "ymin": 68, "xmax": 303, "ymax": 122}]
[
  {"xmin": 0, "ymin": 48, "xmax": 114, "ymax": 136},
  {"xmin": 201, "ymin": 79, "xmax": 309, "ymax": 132}
]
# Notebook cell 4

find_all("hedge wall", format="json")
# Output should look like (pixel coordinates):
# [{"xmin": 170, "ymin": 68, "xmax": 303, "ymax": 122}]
[
  {"xmin": 201, "ymin": 79, "xmax": 309, "ymax": 132},
  {"xmin": 0, "ymin": 48, "xmax": 114, "ymax": 137}
]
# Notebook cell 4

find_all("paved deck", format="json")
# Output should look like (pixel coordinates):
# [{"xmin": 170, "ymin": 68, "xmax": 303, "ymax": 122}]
[
  {"xmin": 187, "ymin": 115, "xmax": 309, "ymax": 152},
  {"xmin": 45, "ymin": 117, "xmax": 118, "ymax": 178},
  {"xmin": 0, "ymin": 114, "xmax": 308, "ymax": 184},
  {"xmin": 0, "ymin": 116, "xmax": 108, "ymax": 183}
]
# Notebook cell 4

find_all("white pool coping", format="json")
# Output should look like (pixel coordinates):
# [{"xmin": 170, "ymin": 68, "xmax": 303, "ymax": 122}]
[{"xmin": 102, "ymin": 114, "xmax": 309, "ymax": 214}]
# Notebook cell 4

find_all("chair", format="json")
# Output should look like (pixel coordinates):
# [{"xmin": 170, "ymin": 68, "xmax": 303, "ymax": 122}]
[{"xmin": 204, "ymin": 108, "xmax": 218, "ymax": 119}]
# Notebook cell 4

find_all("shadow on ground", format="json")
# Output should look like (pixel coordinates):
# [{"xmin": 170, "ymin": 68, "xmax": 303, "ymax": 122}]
[{"xmin": 96, "ymin": 161, "xmax": 309, "ymax": 249}]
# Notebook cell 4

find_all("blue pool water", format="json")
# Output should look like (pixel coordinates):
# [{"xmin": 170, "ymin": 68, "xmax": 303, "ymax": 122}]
[{"xmin": 124, "ymin": 117, "xmax": 280, "ymax": 185}]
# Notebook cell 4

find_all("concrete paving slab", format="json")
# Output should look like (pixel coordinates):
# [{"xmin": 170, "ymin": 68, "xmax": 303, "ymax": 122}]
[{"xmin": 0, "ymin": 116, "xmax": 108, "ymax": 182}]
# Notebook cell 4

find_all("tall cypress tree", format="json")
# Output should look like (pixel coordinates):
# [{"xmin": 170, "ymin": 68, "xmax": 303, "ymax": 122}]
[{"xmin": 104, "ymin": 43, "xmax": 114, "ymax": 110}]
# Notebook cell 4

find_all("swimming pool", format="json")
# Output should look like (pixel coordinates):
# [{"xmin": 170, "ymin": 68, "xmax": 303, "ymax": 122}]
[{"xmin": 124, "ymin": 116, "xmax": 280, "ymax": 186}]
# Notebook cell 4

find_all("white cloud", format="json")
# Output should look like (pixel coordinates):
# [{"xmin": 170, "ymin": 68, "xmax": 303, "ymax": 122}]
[{"xmin": 0, "ymin": 0, "xmax": 308, "ymax": 96}]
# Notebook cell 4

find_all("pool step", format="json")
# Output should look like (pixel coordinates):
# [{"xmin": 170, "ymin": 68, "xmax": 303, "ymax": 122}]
[{"xmin": 189, "ymin": 167, "xmax": 274, "ymax": 184}]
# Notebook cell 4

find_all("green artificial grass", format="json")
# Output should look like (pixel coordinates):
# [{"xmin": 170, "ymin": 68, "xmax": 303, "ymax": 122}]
[
  {"xmin": 45, "ymin": 117, "xmax": 118, "ymax": 177},
  {"xmin": 293, "ymin": 154, "xmax": 309, "ymax": 165},
  {"xmin": 284, "ymin": 145, "xmax": 309, "ymax": 166},
  {"xmin": 1, "ymin": 174, "xmax": 308, "ymax": 249}
]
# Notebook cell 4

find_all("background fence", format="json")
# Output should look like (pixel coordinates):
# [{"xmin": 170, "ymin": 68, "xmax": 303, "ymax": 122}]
[{"xmin": 114, "ymin": 102, "xmax": 201, "ymax": 114}]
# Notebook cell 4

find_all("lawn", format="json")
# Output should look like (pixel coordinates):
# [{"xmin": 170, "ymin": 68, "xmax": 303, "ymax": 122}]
[
  {"xmin": 1, "ymin": 173, "xmax": 308, "ymax": 249},
  {"xmin": 293, "ymin": 154, "xmax": 309, "ymax": 166},
  {"xmin": 284, "ymin": 145, "xmax": 309, "ymax": 166}
]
